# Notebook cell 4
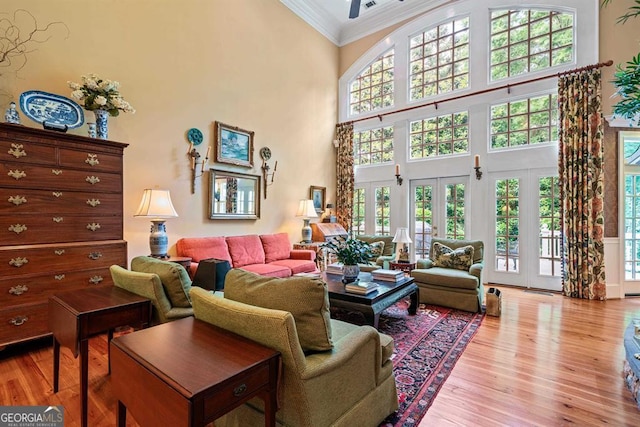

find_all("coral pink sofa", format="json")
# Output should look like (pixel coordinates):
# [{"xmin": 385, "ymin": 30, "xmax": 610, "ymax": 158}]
[{"xmin": 176, "ymin": 233, "xmax": 317, "ymax": 278}]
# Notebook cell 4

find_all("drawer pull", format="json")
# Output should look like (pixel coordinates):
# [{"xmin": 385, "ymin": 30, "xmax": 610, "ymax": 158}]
[
  {"xmin": 88, "ymin": 252, "xmax": 102, "ymax": 260},
  {"xmin": 9, "ymin": 285, "xmax": 28, "ymax": 295},
  {"xmin": 86, "ymin": 223, "xmax": 101, "ymax": 231},
  {"xmin": 8, "ymin": 195, "xmax": 27, "ymax": 206},
  {"xmin": 86, "ymin": 176, "xmax": 100, "ymax": 185},
  {"xmin": 52, "ymin": 217, "xmax": 64, "ymax": 223},
  {"xmin": 85, "ymin": 154, "xmax": 100, "ymax": 166},
  {"xmin": 86, "ymin": 198, "xmax": 101, "ymax": 207},
  {"xmin": 54, "ymin": 274, "xmax": 65, "ymax": 280},
  {"xmin": 89, "ymin": 275, "xmax": 103, "ymax": 285},
  {"xmin": 52, "ymin": 169, "xmax": 63, "ymax": 175},
  {"xmin": 9, "ymin": 257, "xmax": 28, "ymax": 267},
  {"xmin": 8, "ymin": 224, "xmax": 27, "ymax": 234},
  {"xmin": 54, "ymin": 249, "xmax": 65, "ymax": 255},
  {"xmin": 52, "ymin": 192, "xmax": 63, "ymax": 198},
  {"xmin": 8, "ymin": 169, "xmax": 26, "ymax": 180},
  {"xmin": 9, "ymin": 316, "xmax": 28, "ymax": 326},
  {"xmin": 233, "ymin": 384, "xmax": 247, "ymax": 397},
  {"xmin": 8, "ymin": 143, "xmax": 26, "ymax": 159}
]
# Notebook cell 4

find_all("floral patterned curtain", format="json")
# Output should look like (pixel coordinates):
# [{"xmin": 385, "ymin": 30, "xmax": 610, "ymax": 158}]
[
  {"xmin": 335, "ymin": 123, "xmax": 354, "ymax": 232},
  {"xmin": 558, "ymin": 69, "xmax": 606, "ymax": 300}
]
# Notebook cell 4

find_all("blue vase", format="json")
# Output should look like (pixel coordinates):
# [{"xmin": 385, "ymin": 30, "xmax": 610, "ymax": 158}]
[{"xmin": 94, "ymin": 109, "xmax": 109, "ymax": 139}]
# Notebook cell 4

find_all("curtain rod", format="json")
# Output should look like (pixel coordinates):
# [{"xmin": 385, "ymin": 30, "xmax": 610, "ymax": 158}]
[{"xmin": 338, "ymin": 60, "xmax": 613, "ymax": 127}]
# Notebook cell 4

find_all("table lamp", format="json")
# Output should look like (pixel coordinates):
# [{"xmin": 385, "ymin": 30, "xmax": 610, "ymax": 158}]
[
  {"xmin": 392, "ymin": 227, "xmax": 412, "ymax": 263},
  {"xmin": 296, "ymin": 199, "xmax": 318, "ymax": 243},
  {"xmin": 134, "ymin": 189, "xmax": 178, "ymax": 258}
]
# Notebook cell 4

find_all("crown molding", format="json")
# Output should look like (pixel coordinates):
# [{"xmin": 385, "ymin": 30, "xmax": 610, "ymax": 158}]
[{"xmin": 280, "ymin": 0, "xmax": 341, "ymax": 45}]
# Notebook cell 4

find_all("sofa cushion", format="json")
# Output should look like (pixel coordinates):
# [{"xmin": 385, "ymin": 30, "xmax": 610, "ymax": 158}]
[
  {"xmin": 176, "ymin": 237, "xmax": 232, "ymax": 264},
  {"xmin": 411, "ymin": 267, "xmax": 479, "ymax": 290},
  {"xmin": 432, "ymin": 242, "xmax": 474, "ymax": 271},
  {"xmin": 224, "ymin": 269, "xmax": 333, "ymax": 352},
  {"xmin": 368, "ymin": 241, "xmax": 385, "ymax": 261},
  {"xmin": 269, "ymin": 259, "xmax": 317, "ymax": 274},
  {"xmin": 131, "ymin": 256, "xmax": 192, "ymax": 308},
  {"xmin": 226, "ymin": 235, "xmax": 266, "ymax": 267},
  {"xmin": 357, "ymin": 235, "xmax": 394, "ymax": 257},
  {"xmin": 240, "ymin": 263, "xmax": 291, "ymax": 278},
  {"xmin": 260, "ymin": 233, "xmax": 292, "ymax": 263}
]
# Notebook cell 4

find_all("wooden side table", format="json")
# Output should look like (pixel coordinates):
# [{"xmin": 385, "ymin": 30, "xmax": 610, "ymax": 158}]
[
  {"xmin": 389, "ymin": 261, "xmax": 417, "ymax": 274},
  {"xmin": 165, "ymin": 256, "xmax": 192, "ymax": 270},
  {"xmin": 48, "ymin": 286, "xmax": 152, "ymax": 427},
  {"xmin": 111, "ymin": 316, "xmax": 280, "ymax": 427}
]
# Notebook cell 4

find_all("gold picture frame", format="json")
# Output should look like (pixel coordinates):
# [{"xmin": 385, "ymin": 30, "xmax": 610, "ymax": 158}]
[
  {"xmin": 214, "ymin": 121, "xmax": 254, "ymax": 168},
  {"xmin": 310, "ymin": 185, "xmax": 326, "ymax": 215}
]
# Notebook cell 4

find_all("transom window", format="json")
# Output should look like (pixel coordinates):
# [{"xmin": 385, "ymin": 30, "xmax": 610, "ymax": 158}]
[
  {"xmin": 349, "ymin": 49, "xmax": 394, "ymax": 115},
  {"xmin": 409, "ymin": 17, "xmax": 469, "ymax": 101},
  {"xmin": 409, "ymin": 111, "xmax": 469, "ymax": 159},
  {"xmin": 354, "ymin": 126, "xmax": 394, "ymax": 166},
  {"xmin": 490, "ymin": 9, "xmax": 574, "ymax": 81},
  {"xmin": 490, "ymin": 93, "xmax": 558, "ymax": 149}
]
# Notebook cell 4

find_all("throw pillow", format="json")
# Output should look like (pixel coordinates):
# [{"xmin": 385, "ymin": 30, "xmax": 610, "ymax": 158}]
[
  {"xmin": 368, "ymin": 241, "xmax": 385, "ymax": 261},
  {"xmin": 432, "ymin": 242, "xmax": 475, "ymax": 271},
  {"xmin": 131, "ymin": 256, "xmax": 192, "ymax": 308},
  {"xmin": 260, "ymin": 233, "xmax": 291, "ymax": 263},
  {"xmin": 224, "ymin": 269, "xmax": 333, "ymax": 352}
]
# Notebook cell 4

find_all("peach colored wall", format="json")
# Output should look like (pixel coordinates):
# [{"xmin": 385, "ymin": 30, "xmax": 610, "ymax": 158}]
[{"xmin": 1, "ymin": 0, "xmax": 339, "ymax": 260}]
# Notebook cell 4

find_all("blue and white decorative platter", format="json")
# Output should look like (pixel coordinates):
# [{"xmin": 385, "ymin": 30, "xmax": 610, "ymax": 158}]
[{"xmin": 19, "ymin": 90, "xmax": 84, "ymax": 129}]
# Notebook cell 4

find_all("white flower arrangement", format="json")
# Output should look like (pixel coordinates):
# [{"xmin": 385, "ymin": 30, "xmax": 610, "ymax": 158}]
[{"xmin": 68, "ymin": 73, "xmax": 135, "ymax": 117}]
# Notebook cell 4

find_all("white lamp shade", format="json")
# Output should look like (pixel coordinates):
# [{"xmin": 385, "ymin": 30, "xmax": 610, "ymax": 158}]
[
  {"xmin": 134, "ymin": 189, "xmax": 179, "ymax": 219},
  {"xmin": 392, "ymin": 227, "xmax": 412, "ymax": 243},
  {"xmin": 295, "ymin": 199, "xmax": 318, "ymax": 218}
]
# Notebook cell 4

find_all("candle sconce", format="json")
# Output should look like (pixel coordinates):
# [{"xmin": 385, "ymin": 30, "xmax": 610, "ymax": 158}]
[
  {"xmin": 473, "ymin": 155, "xmax": 482, "ymax": 180},
  {"xmin": 395, "ymin": 164, "xmax": 403, "ymax": 186},
  {"xmin": 186, "ymin": 128, "xmax": 209, "ymax": 194},
  {"xmin": 260, "ymin": 147, "xmax": 277, "ymax": 199}
]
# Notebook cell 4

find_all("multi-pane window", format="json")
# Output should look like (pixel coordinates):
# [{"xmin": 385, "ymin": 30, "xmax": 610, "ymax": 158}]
[
  {"xmin": 409, "ymin": 17, "xmax": 470, "ymax": 101},
  {"xmin": 352, "ymin": 188, "xmax": 366, "ymax": 236},
  {"xmin": 409, "ymin": 111, "xmax": 469, "ymax": 159},
  {"xmin": 490, "ymin": 93, "xmax": 558, "ymax": 149},
  {"xmin": 375, "ymin": 186, "xmax": 390, "ymax": 235},
  {"xmin": 349, "ymin": 49, "xmax": 394, "ymax": 115},
  {"xmin": 539, "ymin": 176, "xmax": 561, "ymax": 277},
  {"xmin": 495, "ymin": 178, "xmax": 519, "ymax": 272},
  {"xmin": 414, "ymin": 184, "xmax": 434, "ymax": 258},
  {"xmin": 354, "ymin": 126, "xmax": 394, "ymax": 166},
  {"xmin": 490, "ymin": 9, "xmax": 574, "ymax": 81},
  {"xmin": 445, "ymin": 183, "xmax": 465, "ymax": 239}
]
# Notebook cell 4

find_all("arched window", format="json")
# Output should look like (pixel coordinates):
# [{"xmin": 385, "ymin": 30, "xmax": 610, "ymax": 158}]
[{"xmin": 349, "ymin": 49, "xmax": 394, "ymax": 115}]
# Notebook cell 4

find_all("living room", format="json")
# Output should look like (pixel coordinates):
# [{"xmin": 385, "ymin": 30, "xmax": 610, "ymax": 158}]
[{"xmin": 2, "ymin": 0, "xmax": 640, "ymax": 425}]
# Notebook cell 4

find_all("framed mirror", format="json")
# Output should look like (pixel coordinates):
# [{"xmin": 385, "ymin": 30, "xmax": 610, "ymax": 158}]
[{"xmin": 209, "ymin": 168, "xmax": 261, "ymax": 219}]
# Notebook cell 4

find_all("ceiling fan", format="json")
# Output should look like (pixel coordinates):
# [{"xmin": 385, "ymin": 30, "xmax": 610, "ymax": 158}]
[{"xmin": 349, "ymin": 0, "xmax": 404, "ymax": 19}]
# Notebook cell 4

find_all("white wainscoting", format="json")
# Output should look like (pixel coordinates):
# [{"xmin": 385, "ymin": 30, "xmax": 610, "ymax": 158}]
[{"xmin": 604, "ymin": 237, "xmax": 622, "ymax": 299}]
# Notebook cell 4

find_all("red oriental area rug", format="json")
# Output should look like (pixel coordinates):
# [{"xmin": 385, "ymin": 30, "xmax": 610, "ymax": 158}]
[{"xmin": 332, "ymin": 300, "xmax": 484, "ymax": 427}]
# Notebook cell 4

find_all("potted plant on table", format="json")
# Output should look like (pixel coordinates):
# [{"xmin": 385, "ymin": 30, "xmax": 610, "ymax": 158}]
[{"xmin": 322, "ymin": 236, "xmax": 373, "ymax": 284}]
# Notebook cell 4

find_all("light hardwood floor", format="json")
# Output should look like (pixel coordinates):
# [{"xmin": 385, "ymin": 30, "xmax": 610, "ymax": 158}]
[{"xmin": 1, "ymin": 286, "xmax": 640, "ymax": 426}]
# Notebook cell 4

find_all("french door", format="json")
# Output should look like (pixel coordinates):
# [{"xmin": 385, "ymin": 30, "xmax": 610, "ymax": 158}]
[{"xmin": 620, "ymin": 131, "xmax": 640, "ymax": 295}]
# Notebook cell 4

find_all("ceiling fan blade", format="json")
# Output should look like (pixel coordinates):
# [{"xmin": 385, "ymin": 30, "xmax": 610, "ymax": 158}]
[{"xmin": 349, "ymin": 0, "xmax": 361, "ymax": 19}]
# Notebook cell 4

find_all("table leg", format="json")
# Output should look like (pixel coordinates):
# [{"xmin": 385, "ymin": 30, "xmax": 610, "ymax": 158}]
[
  {"xmin": 52, "ymin": 337, "xmax": 60, "ymax": 393},
  {"xmin": 263, "ymin": 391, "xmax": 277, "ymax": 427},
  {"xmin": 362, "ymin": 310, "xmax": 379, "ymax": 329},
  {"xmin": 117, "ymin": 400, "xmax": 127, "ymax": 427},
  {"xmin": 408, "ymin": 287, "xmax": 419, "ymax": 315},
  {"xmin": 107, "ymin": 329, "xmax": 114, "ymax": 375},
  {"xmin": 79, "ymin": 339, "xmax": 89, "ymax": 427}
]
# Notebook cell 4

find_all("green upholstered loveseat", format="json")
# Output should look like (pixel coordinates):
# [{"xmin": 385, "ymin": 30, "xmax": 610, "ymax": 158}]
[
  {"xmin": 190, "ymin": 269, "xmax": 399, "ymax": 427},
  {"xmin": 410, "ymin": 237, "xmax": 484, "ymax": 313},
  {"xmin": 355, "ymin": 234, "xmax": 396, "ymax": 272}
]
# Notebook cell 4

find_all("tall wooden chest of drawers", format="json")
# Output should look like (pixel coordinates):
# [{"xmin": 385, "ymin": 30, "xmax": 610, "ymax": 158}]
[{"xmin": 0, "ymin": 123, "xmax": 128, "ymax": 348}]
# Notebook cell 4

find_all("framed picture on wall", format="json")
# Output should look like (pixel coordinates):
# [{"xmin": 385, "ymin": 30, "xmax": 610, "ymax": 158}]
[
  {"xmin": 214, "ymin": 121, "xmax": 254, "ymax": 168},
  {"xmin": 310, "ymin": 186, "xmax": 326, "ymax": 215}
]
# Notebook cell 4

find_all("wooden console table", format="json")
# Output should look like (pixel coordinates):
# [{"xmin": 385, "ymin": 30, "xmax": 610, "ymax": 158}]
[{"xmin": 110, "ymin": 316, "xmax": 281, "ymax": 427}]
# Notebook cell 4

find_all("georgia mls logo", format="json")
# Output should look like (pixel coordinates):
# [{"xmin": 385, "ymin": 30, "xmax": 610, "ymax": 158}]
[{"xmin": 0, "ymin": 405, "xmax": 64, "ymax": 427}]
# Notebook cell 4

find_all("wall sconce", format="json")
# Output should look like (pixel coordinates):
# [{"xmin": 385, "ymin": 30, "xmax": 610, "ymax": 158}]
[
  {"xmin": 474, "ymin": 155, "xmax": 482, "ymax": 180},
  {"xmin": 134, "ymin": 189, "xmax": 179, "ymax": 258},
  {"xmin": 188, "ymin": 143, "xmax": 210, "ymax": 194},
  {"xmin": 260, "ymin": 147, "xmax": 276, "ymax": 199},
  {"xmin": 395, "ymin": 164, "xmax": 403, "ymax": 186}
]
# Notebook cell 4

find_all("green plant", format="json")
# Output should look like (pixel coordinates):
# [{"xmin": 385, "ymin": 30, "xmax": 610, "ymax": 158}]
[{"xmin": 322, "ymin": 237, "xmax": 373, "ymax": 265}]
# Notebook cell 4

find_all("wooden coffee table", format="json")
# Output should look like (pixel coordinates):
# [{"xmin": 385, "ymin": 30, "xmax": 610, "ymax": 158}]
[{"xmin": 323, "ymin": 272, "xmax": 419, "ymax": 329}]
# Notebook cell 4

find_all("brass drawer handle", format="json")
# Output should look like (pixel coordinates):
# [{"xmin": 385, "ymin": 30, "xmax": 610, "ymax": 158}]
[
  {"xmin": 8, "ymin": 224, "xmax": 27, "ymax": 234},
  {"xmin": 86, "ymin": 223, "xmax": 101, "ymax": 231},
  {"xmin": 52, "ymin": 192, "xmax": 63, "ymax": 198},
  {"xmin": 9, "ymin": 257, "xmax": 28, "ymax": 267},
  {"xmin": 233, "ymin": 384, "xmax": 247, "ymax": 397},
  {"xmin": 86, "ymin": 198, "xmax": 101, "ymax": 207},
  {"xmin": 54, "ymin": 249, "xmax": 65, "ymax": 255},
  {"xmin": 8, "ymin": 143, "xmax": 26, "ymax": 159},
  {"xmin": 89, "ymin": 275, "xmax": 103, "ymax": 285},
  {"xmin": 10, "ymin": 316, "xmax": 28, "ymax": 326},
  {"xmin": 8, "ymin": 195, "xmax": 26, "ymax": 206},
  {"xmin": 85, "ymin": 154, "xmax": 100, "ymax": 166},
  {"xmin": 52, "ymin": 169, "xmax": 63, "ymax": 175},
  {"xmin": 54, "ymin": 274, "xmax": 65, "ymax": 280},
  {"xmin": 9, "ymin": 285, "xmax": 28, "ymax": 295},
  {"xmin": 85, "ymin": 176, "xmax": 100, "ymax": 185},
  {"xmin": 88, "ymin": 252, "xmax": 102, "ymax": 260},
  {"xmin": 52, "ymin": 217, "xmax": 63, "ymax": 223},
  {"xmin": 8, "ymin": 170, "xmax": 26, "ymax": 180}
]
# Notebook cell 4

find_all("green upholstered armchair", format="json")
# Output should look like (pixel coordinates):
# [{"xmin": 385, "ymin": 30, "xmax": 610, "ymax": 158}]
[
  {"xmin": 355, "ymin": 234, "xmax": 396, "ymax": 272},
  {"xmin": 190, "ymin": 285, "xmax": 399, "ymax": 427},
  {"xmin": 109, "ymin": 264, "xmax": 194, "ymax": 325},
  {"xmin": 410, "ymin": 237, "xmax": 484, "ymax": 313}
]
